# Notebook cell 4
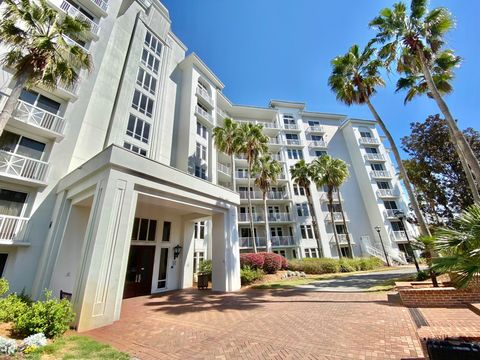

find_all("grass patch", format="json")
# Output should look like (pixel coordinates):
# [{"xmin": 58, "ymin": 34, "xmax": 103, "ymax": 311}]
[
  {"xmin": 365, "ymin": 274, "xmax": 416, "ymax": 292},
  {"xmin": 24, "ymin": 335, "xmax": 129, "ymax": 360}
]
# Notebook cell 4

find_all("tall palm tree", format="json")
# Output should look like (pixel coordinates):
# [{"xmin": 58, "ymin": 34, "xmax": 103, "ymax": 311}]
[
  {"xmin": 253, "ymin": 155, "xmax": 282, "ymax": 253},
  {"xmin": 290, "ymin": 160, "xmax": 323, "ymax": 257},
  {"xmin": 213, "ymin": 118, "xmax": 241, "ymax": 191},
  {"xmin": 237, "ymin": 123, "xmax": 268, "ymax": 253},
  {"xmin": 0, "ymin": 0, "xmax": 92, "ymax": 136},
  {"xmin": 432, "ymin": 205, "xmax": 480, "ymax": 288},
  {"xmin": 312, "ymin": 155, "xmax": 351, "ymax": 258},
  {"xmin": 328, "ymin": 44, "xmax": 431, "ymax": 236},
  {"xmin": 414, "ymin": 235, "xmax": 439, "ymax": 287},
  {"xmin": 369, "ymin": 0, "xmax": 480, "ymax": 201}
]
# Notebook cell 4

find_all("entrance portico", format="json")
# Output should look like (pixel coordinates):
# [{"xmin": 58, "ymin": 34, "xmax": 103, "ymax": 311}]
[{"xmin": 33, "ymin": 145, "xmax": 240, "ymax": 331}]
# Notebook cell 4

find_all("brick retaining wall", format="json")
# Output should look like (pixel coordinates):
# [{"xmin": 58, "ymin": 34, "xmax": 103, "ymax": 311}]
[{"xmin": 399, "ymin": 287, "xmax": 480, "ymax": 307}]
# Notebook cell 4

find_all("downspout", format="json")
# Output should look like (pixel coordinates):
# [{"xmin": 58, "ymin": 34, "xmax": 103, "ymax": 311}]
[{"xmin": 103, "ymin": 11, "xmax": 142, "ymax": 149}]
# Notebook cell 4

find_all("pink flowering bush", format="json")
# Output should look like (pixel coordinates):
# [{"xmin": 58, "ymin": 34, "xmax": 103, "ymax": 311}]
[
  {"xmin": 261, "ymin": 252, "xmax": 283, "ymax": 274},
  {"xmin": 240, "ymin": 253, "xmax": 264, "ymax": 269},
  {"xmin": 240, "ymin": 252, "xmax": 287, "ymax": 274}
]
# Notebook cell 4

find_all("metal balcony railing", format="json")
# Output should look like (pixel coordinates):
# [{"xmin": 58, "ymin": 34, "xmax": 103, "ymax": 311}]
[
  {"xmin": 283, "ymin": 123, "xmax": 298, "ymax": 130},
  {"xmin": 267, "ymin": 212, "xmax": 293, "ymax": 222},
  {"xmin": 285, "ymin": 139, "xmax": 303, "ymax": 146},
  {"xmin": 0, "ymin": 151, "xmax": 49, "ymax": 183},
  {"xmin": 217, "ymin": 162, "xmax": 230, "ymax": 176},
  {"xmin": 238, "ymin": 213, "xmax": 264, "ymax": 222},
  {"xmin": 271, "ymin": 236, "xmax": 295, "ymax": 246},
  {"xmin": 306, "ymin": 125, "xmax": 325, "ymax": 133},
  {"xmin": 359, "ymin": 137, "xmax": 381, "ymax": 145},
  {"xmin": 196, "ymin": 87, "xmax": 214, "ymax": 107},
  {"xmin": 238, "ymin": 190, "xmax": 289, "ymax": 200},
  {"xmin": 377, "ymin": 189, "xmax": 399, "ymax": 198},
  {"xmin": 0, "ymin": 215, "xmax": 29, "ymax": 244},
  {"xmin": 364, "ymin": 153, "xmax": 385, "ymax": 161},
  {"xmin": 195, "ymin": 105, "xmax": 214, "ymax": 125},
  {"xmin": 370, "ymin": 170, "xmax": 392, "ymax": 179},
  {"xmin": 308, "ymin": 140, "xmax": 327, "ymax": 148},
  {"xmin": 326, "ymin": 212, "xmax": 347, "ymax": 222},
  {"xmin": 389, "ymin": 230, "xmax": 414, "ymax": 242},
  {"xmin": 384, "ymin": 209, "xmax": 400, "ymax": 218},
  {"xmin": 330, "ymin": 233, "xmax": 354, "ymax": 245},
  {"xmin": 239, "ymin": 237, "xmax": 267, "ymax": 248},
  {"xmin": 60, "ymin": 0, "xmax": 100, "ymax": 35},
  {"xmin": 13, "ymin": 100, "xmax": 66, "ymax": 135}
]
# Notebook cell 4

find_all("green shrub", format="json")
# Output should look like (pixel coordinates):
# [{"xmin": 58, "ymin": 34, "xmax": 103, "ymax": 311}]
[
  {"xmin": 416, "ymin": 270, "xmax": 430, "ymax": 281},
  {"xmin": 0, "ymin": 294, "xmax": 29, "ymax": 323},
  {"xmin": 0, "ymin": 278, "xmax": 8, "ymax": 297},
  {"xmin": 240, "ymin": 266, "xmax": 264, "ymax": 285},
  {"xmin": 198, "ymin": 260, "xmax": 212, "ymax": 275},
  {"xmin": 13, "ymin": 291, "xmax": 75, "ymax": 338},
  {"xmin": 288, "ymin": 257, "xmax": 384, "ymax": 275}
]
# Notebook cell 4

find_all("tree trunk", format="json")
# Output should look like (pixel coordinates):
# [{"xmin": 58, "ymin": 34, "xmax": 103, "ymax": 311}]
[
  {"xmin": 328, "ymin": 190, "xmax": 342, "ymax": 258},
  {"xmin": 247, "ymin": 159, "xmax": 257, "ymax": 253},
  {"xmin": 365, "ymin": 98, "xmax": 431, "ymax": 236},
  {"xmin": 230, "ymin": 153, "xmax": 236, "ymax": 192},
  {"xmin": 337, "ymin": 188, "xmax": 353, "ymax": 258},
  {"xmin": 0, "ymin": 73, "xmax": 29, "ymax": 137},
  {"xmin": 305, "ymin": 186, "xmax": 323, "ymax": 257},
  {"xmin": 263, "ymin": 193, "xmax": 272, "ymax": 252},
  {"xmin": 417, "ymin": 49, "xmax": 480, "ymax": 203}
]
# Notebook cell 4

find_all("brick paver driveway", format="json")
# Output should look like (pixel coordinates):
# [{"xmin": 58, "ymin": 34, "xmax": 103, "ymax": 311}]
[{"xmin": 86, "ymin": 282, "xmax": 425, "ymax": 359}]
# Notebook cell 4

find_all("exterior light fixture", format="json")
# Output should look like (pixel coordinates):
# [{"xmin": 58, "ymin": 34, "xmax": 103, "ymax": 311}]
[
  {"xmin": 173, "ymin": 245, "xmax": 182, "ymax": 259},
  {"xmin": 374, "ymin": 226, "xmax": 390, "ymax": 267}
]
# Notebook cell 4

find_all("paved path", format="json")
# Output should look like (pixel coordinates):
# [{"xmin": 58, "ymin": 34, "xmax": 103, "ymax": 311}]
[
  {"xmin": 86, "ymin": 272, "xmax": 425, "ymax": 360},
  {"xmin": 297, "ymin": 266, "xmax": 418, "ymax": 292}
]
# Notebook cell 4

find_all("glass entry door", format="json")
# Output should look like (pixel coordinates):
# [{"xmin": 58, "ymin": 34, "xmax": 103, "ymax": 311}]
[{"xmin": 123, "ymin": 245, "xmax": 155, "ymax": 298}]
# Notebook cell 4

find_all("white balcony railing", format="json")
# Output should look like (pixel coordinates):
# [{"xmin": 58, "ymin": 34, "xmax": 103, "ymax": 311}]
[
  {"xmin": 384, "ymin": 209, "xmax": 400, "ymax": 218},
  {"xmin": 217, "ymin": 162, "xmax": 230, "ymax": 176},
  {"xmin": 271, "ymin": 236, "xmax": 295, "ymax": 247},
  {"xmin": 268, "ymin": 138, "xmax": 282, "ymax": 145},
  {"xmin": 308, "ymin": 140, "xmax": 327, "ymax": 148},
  {"xmin": 0, "ymin": 215, "xmax": 29, "ymax": 243},
  {"xmin": 370, "ymin": 170, "xmax": 392, "ymax": 179},
  {"xmin": 268, "ymin": 212, "xmax": 293, "ymax": 222},
  {"xmin": 13, "ymin": 100, "xmax": 66, "ymax": 136},
  {"xmin": 364, "ymin": 153, "xmax": 385, "ymax": 161},
  {"xmin": 0, "ymin": 151, "xmax": 49, "ymax": 183},
  {"xmin": 390, "ymin": 230, "xmax": 414, "ymax": 242},
  {"xmin": 238, "ymin": 213, "xmax": 264, "ymax": 222},
  {"xmin": 359, "ymin": 137, "xmax": 381, "ymax": 145},
  {"xmin": 319, "ymin": 191, "xmax": 342, "ymax": 202},
  {"xmin": 238, "ymin": 190, "xmax": 289, "ymax": 200},
  {"xmin": 88, "ymin": 0, "xmax": 108, "ymax": 12},
  {"xmin": 60, "ymin": 0, "xmax": 100, "ymax": 35},
  {"xmin": 235, "ymin": 171, "xmax": 250, "ymax": 179},
  {"xmin": 306, "ymin": 125, "xmax": 325, "ymax": 133},
  {"xmin": 239, "ymin": 237, "xmax": 267, "ymax": 248},
  {"xmin": 195, "ymin": 105, "xmax": 214, "ymax": 125},
  {"xmin": 283, "ymin": 123, "xmax": 298, "ymax": 130},
  {"xmin": 377, "ymin": 189, "xmax": 399, "ymax": 198},
  {"xmin": 257, "ymin": 121, "xmax": 279, "ymax": 129},
  {"xmin": 326, "ymin": 212, "xmax": 347, "ymax": 222},
  {"xmin": 330, "ymin": 233, "xmax": 354, "ymax": 245},
  {"xmin": 62, "ymin": 35, "xmax": 90, "ymax": 54},
  {"xmin": 285, "ymin": 139, "xmax": 302, "ymax": 146},
  {"xmin": 196, "ymin": 87, "xmax": 214, "ymax": 107},
  {"xmin": 216, "ymin": 108, "xmax": 229, "ymax": 120},
  {"xmin": 270, "ymin": 154, "xmax": 283, "ymax": 161}
]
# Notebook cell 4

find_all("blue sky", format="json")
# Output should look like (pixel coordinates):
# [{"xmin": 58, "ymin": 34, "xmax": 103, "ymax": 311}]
[{"xmin": 162, "ymin": 0, "xmax": 478, "ymax": 156}]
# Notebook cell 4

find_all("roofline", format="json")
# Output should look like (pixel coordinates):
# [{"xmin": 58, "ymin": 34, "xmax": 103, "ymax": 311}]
[
  {"xmin": 179, "ymin": 53, "xmax": 224, "ymax": 89},
  {"xmin": 269, "ymin": 100, "xmax": 306, "ymax": 109},
  {"xmin": 168, "ymin": 31, "xmax": 187, "ymax": 52},
  {"xmin": 339, "ymin": 117, "xmax": 377, "ymax": 130},
  {"xmin": 300, "ymin": 110, "xmax": 347, "ymax": 120}
]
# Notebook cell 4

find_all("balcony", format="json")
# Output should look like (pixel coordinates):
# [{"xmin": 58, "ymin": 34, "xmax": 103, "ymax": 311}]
[
  {"xmin": 77, "ymin": 0, "xmax": 108, "ymax": 17},
  {"xmin": 283, "ymin": 123, "xmax": 299, "ymax": 130},
  {"xmin": 285, "ymin": 139, "xmax": 303, "ymax": 146},
  {"xmin": 0, "ymin": 151, "xmax": 49, "ymax": 185},
  {"xmin": 330, "ymin": 234, "xmax": 354, "ymax": 245},
  {"xmin": 308, "ymin": 140, "xmax": 328, "ymax": 149},
  {"xmin": 377, "ymin": 189, "xmax": 399, "ymax": 198},
  {"xmin": 0, "ymin": 215, "xmax": 29, "ymax": 245},
  {"xmin": 271, "ymin": 236, "xmax": 295, "ymax": 247},
  {"xmin": 359, "ymin": 137, "xmax": 381, "ymax": 146},
  {"xmin": 384, "ymin": 209, "xmax": 400, "ymax": 219},
  {"xmin": 235, "ymin": 171, "xmax": 251, "ymax": 179},
  {"xmin": 238, "ymin": 190, "xmax": 289, "ymax": 201},
  {"xmin": 195, "ymin": 87, "xmax": 214, "ymax": 108},
  {"xmin": 59, "ymin": 0, "xmax": 100, "ymax": 36},
  {"xmin": 390, "ymin": 230, "xmax": 414, "ymax": 242},
  {"xmin": 216, "ymin": 108, "xmax": 229, "ymax": 121},
  {"xmin": 370, "ymin": 170, "xmax": 392, "ymax": 179},
  {"xmin": 319, "ymin": 191, "xmax": 342, "ymax": 202},
  {"xmin": 217, "ymin": 162, "xmax": 231, "ymax": 176},
  {"xmin": 238, "ymin": 213, "xmax": 265, "ymax": 223},
  {"xmin": 195, "ymin": 105, "xmax": 214, "ymax": 126},
  {"xmin": 268, "ymin": 138, "xmax": 283, "ymax": 146},
  {"xmin": 364, "ymin": 153, "xmax": 385, "ymax": 162},
  {"xmin": 268, "ymin": 212, "xmax": 293, "ymax": 222},
  {"xmin": 12, "ymin": 100, "xmax": 66, "ymax": 139},
  {"xmin": 306, "ymin": 125, "xmax": 325, "ymax": 133},
  {"xmin": 239, "ymin": 237, "xmax": 266, "ymax": 248},
  {"xmin": 270, "ymin": 154, "xmax": 283, "ymax": 162},
  {"xmin": 326, "ymin": 212, "xmax": 348, "ymax": 222}
]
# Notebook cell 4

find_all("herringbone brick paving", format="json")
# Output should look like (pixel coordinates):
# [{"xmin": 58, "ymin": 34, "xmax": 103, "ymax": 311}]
[{"xmin": 86, "ymin": 289, "xmax": 425, "ymax": 359}]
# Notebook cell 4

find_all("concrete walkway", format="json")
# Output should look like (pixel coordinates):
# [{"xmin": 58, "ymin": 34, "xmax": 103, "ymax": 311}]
[{"xmin": 297, "ymin": 266, "xmax": 418, "ymax": 292}]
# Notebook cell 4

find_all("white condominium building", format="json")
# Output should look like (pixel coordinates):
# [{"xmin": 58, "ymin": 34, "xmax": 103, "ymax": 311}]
[{"xmin": 0, "ymin": 0, "xmax": 416, "ymax": 331}]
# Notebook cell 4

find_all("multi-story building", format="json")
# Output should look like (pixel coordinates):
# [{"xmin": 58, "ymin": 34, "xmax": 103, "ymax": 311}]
[{"xmin": 0, "ymin": 0, "xmax": 416, "ymax": 331}]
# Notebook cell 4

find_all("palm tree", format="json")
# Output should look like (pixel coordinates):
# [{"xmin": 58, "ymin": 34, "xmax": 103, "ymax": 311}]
[
  {"xmin": 312, "ymin": 155, "xmax": 351, "ymax": 258},
  {"xmin": 414, "ymin": 235, "xmax": 439, "ymax": 287},
  {"xmin": 290, "ymin": 160, "xmax": 323, "ymax": 257},
  {"xmin": 0, "ymin": 0, "xmax": 92, "ymax": 136},
  {"xmin": 432, "ymin": 205, "xmax": 480, "ymax": 288},
  {"xmin": 213, "ymin": 118, "xmax": 241, "ymax": 191},
  {"xmin": 369, "ymin": 0, "xmax": 480, "ymax": 201},
  {"xmin": 237, "ymin": 123, "xmax": 269, "ymax": 253},
  {"xmin": 328, "ymin": 44, "xmax": 431, "ymax": 236},
  {"xmin": 253, "ymin": 155, "xmax": 282, "ymax": 252}
]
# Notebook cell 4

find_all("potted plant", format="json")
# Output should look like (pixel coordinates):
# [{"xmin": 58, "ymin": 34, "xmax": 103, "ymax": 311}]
[{"xmin": 197, "ymin": 260, "xmax": 212, "ymax": 290}]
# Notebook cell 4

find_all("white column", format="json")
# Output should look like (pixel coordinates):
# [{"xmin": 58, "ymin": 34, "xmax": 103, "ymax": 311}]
[
  {"xmin": 72, "ymin": 173, "xmax": 137, "ymax": 332},
  {"xmin": 180, "ymin": 220, "xmax": 195, "ymax": 289},
  {"xmin": 211, "ymin": 206, "xmax": 240, "ymax": 292}
]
